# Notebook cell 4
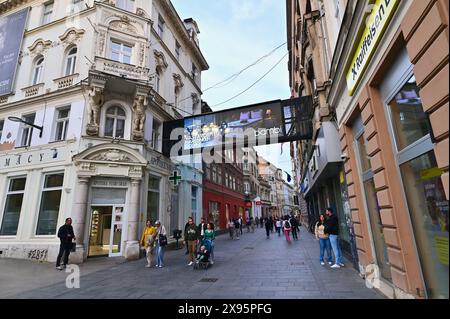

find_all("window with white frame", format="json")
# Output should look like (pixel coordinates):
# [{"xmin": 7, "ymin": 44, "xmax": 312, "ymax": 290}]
[
  {"xmin": 18, "ymin": 113, "xmax": 36, "ymax": 147},
  {"xmin": 54, "ymin": 107, "xmax": 70, "ymax": 141},
  {"xmin": 32, "ymin": 57, "xmax": 44, "ymax": 85},
  {"xmin": 65, "ymin": 47, "xmax": 77, "ymax": 76},
  {"xmin": 0, "ymin": 177, "xmax": 26, "ymax": 236},
  {"xmin": 110, "ymin": 40, "xmax": 132, "ymax": 64},
  {"xmin": 36, "ymin": 173, "xmax": 64, "ymax": 235},
  {"xmin": 42, "ymin": 1, "xmax": 54, "ymax": 25},
  {"xmin": 157, "ymin": 14, "xmax": 165, "ymax": 38},
  {"xmin": 0, "ymin": 120, "xmax": 4, "ymax": 141},
  {"xmin": 151, "ymin": 118, "xmax": 161, "ymax": 150},
  {"xmin": 70, "ymin": 0, "xmax": 84, "ymax": 14},
  {"xmin": 115, "ymin": 0, "xmax": 135, "ymax": 12},
  {"xmin": 104, "ymin": 106, "xmax": 126, "ymax": 138},
  {"xmin": 175, "ymin": 41, "xmax": 181, "ymax": 61}
]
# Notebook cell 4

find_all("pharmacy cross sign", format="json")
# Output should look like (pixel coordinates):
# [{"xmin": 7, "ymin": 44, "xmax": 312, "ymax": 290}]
[{"xmin": 169, "ymin": 171, "xmax": 182, "ymax": 186}]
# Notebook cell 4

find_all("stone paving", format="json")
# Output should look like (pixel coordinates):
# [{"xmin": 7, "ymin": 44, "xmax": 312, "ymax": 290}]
[{"xmin": 1, "ymin": 226, "xmax": 384, "ymax": 299}]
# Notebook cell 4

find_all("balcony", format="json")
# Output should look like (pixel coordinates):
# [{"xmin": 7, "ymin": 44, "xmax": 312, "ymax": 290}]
[
  {"xmin": 93, "ymin": 56, "xmax": 150, "ymax": 82},
  {"xmin": 53, "ymin": 73, "xmax": 79, "ymax": 90},
  {"xmin": 21, "ymin": 83, "xmax": 44, "ymax": 98}
]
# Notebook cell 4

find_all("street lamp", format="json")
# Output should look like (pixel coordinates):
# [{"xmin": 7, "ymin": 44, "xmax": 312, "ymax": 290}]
[{"xmin": 8, "ymin": 116, "xmax": 43, "ymax": 138}]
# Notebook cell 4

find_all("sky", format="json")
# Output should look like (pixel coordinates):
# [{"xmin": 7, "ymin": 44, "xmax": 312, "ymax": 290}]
[{"xmin": 172, "ymin": 0, "xmax": 293, "ymax": 181}]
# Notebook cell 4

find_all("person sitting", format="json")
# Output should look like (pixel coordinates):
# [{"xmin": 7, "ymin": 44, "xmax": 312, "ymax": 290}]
[{"xmin": 196, "ymin": 245, "xmax": 210, "ymax": 264}]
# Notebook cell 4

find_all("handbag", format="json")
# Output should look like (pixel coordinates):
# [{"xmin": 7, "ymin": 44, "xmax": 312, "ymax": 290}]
[
  {"xmin": 159, "ymin": 234, "xmax": 168, "ymax": 246},
  {"xmin": 71, "ymin": 241, "xmax": 76, "ymax": 252}
]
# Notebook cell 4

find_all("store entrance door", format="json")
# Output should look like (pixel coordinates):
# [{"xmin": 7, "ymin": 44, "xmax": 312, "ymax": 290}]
[{"xmin": 88, "ymin": 205, "xmax": 125, "ymax": 257}]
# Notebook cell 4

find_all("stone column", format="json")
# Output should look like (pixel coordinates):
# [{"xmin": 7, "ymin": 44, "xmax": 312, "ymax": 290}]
[
  {"xmin": 125, "ymin": 178, "xmax": 141, "ymax": 260},
  {"xmin": 70, "ymin": 176, "xmax": 90, "ymax": 264}
]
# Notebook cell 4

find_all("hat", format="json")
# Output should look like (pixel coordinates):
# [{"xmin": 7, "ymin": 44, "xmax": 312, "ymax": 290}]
[{"xmin": 155, "ymin": 220, "xmax": 161, "ymax": 225}]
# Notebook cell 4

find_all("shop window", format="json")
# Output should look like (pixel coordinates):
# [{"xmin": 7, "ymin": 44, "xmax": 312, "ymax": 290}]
[
  {"xmin": 110, "ymin": 40, "xmax": 132, "ymax": 64},
  {"xmin": 191, "ymin": 186, "xmax": 198, "ymax": 222},
  {"xmin": 388, "ymin": 76, "xmax": 431, "ymax": 151},
  {"xmin": 54, "ymin": 107, "xmax": 70, "ymax": 141},
  {"xmin": 64, "ymin": 47, "xmax": 77, "ymax": 76},
  {"xmin": 209, "ymin": 201, "xmax": 220, "ymax": 229},
  {"xmin": 104, "ymin": 106, "xmax": 126, "ymax": 138},
  {"xmin": 18, "ymin": 113, "xmax": 36, "ymax": 147},
  {"xmin": 147, "ymin": 176, "xmax": 160, "ymax": 223},
  {"xmin": 157, "ymin": 14, "xmax": 165, "ymax": 38},
  {"xmin": 0, "ymin": 177, "xmax": 26, "ymax": 236},
  {"xmin": 36, "ymin": 173, "xmax": 64, "ymax": 235},
  {"xmin": 70, "ymin": 0, "xmax": 84, "ymax": 14}
]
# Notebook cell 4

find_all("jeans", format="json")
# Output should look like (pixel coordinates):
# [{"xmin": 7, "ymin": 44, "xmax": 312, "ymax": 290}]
[
  {"xmin": 276, "ymin": 227, "xmax": 281, "ymax": 236},
  {"xmin": 319, "ymin": 238, "xmax": 332, "ymax": 263},
  {"xmin": 205, "ymin": 239, "xmax": 215, "ymax": 261},
  {"xmin": 265, "ymin": 227, "xmax": 270, "ymax": 237},
  {"xmin": 284, "ymin": 229, "xmax": 291, "ymax": 242},
  {"xmin": 156, "ymin": 242, "xmax": 165, "ymax": 266},
  {"xmin": 292, "ymin": 227, "xmax": 298, "ymax": 240},
  {"xmin": 329, "ymin": 234, "xmax": 343, "ymax": 265},
  {"xmin": 56, "ymin": 243, "xmax": 72, "ymax": 267}
]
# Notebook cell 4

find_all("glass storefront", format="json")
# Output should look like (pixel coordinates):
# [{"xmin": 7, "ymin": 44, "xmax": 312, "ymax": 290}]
[
  {"xmin": 0, "ymin": 177, "xmax": 26, "ymax": 236},
  {"xmin": 147, "ymin": 176, "xmax": 160, "ymax": 223},
  {"xmin": 36, "ymin": 173, "xmax": 64, "ymax": 235}
]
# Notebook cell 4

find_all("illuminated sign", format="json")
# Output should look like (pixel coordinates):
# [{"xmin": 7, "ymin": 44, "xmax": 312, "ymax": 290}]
[{"xmin": 346, "ymin": 0, "xmax": 400, "ymax": 95}]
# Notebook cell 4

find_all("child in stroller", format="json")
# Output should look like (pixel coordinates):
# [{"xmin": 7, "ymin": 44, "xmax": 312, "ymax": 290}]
[{"xmin": 193, "ymin": 241, "xmax": 211, "ymax": 270}]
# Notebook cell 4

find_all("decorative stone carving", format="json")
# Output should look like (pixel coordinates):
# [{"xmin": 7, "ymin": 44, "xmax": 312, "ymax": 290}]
[
  {"xmin": 86, "ymin": 87, "xmax": 104, "ymax": 136},
  {"xmin": 154, "ymin": 50, "xmax": 168, "ymax": 72},
  {"xmin": 132, "ymin": 95, "xmax": 147, "ymax": 141},
  {"xmin": 136, "ymin": 8, "xmax": 149, "ymax": 18},
  {"xmin": 109, "ymin": 20, "xmax": 137, "ymax": 35},
  {"xmin": 59, "ymin": 27, "xmax": 85, "ymax": 47},
  {"xmin": 28, "ymin": 39, "xmax": 52, "ymax": 57},
  {"xmin": 139, "ymin": 42, "xmax": 145, "ymax": 66},
  {"xmin": 97, "ymin": 31, "xmax": 106, "ymax": 56},
  {"xmin": 191, "ymin": 93, "xmax": 200, "ymax": 105},
  {"xmin": 173, "ymin": 73, "xmax": 184, "ymax": 93},
  {"xmin": 89, "ymin": 149, "xmax": 133, "ymax": 162}
]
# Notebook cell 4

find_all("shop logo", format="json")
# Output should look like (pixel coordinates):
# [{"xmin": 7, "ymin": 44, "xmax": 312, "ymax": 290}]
[
  {"xmin": 65, "ymin": 265, "xmax": 80, "ymax": 289},
  {"xmin": 365, "ymin": 263, "xmax": 381, "ymax": 289}
]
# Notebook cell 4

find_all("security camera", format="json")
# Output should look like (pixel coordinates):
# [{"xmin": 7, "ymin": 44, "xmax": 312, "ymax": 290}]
[{"xmin": 341, "ymin": 153, "xmax": 349, "ymax": 160}]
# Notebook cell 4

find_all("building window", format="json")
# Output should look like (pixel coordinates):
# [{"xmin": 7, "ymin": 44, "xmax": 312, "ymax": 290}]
[
  {"xmin": 208, "ymin": 201, "xmax": 220, "ymax": 229},
  {"xmin": 175, "ymin": 41, "xmax": 181, "ymax": 61},
  {"xmin": 36, "ymin": 173, "xmax": 64, "ymax": 235},
  {"xmin": 104, "ymin": 106, "xmax": 126, "ymax": 138},
  {"xmin": 70, "ymin": 0, "xmax": 84, "ymax": 14},
  {"xmin": 191, "ymin": 186, "xmax": 198, "ymax": 222},
  {"xmin": 212, "ymin": 166, "xmax": 217, "ymax": 183},
  {"xmin": 0, "ymin": 177, "xmax": 26, "ymax": 236},
  {"xmin": 147, "ymin": 176, "xmax": 160, "ymax": 223},
  {"xmin": 42, "ymin": 1, "xmax": 54, "ymax": 25},
  {"xmin": 191, "ymin": 63, "xmax": 198, "ymax": 81},
  {"xmin": 54, "ymin": 107, "xmax": 70, "ymax": 141},
  {"xmin": 244, "ymin": 182, "xmax": 250, "ymax": 193},
  {"xmin": 115, "ymin": 0, "xmax": 135, "ymax": 12},
  {"xmin": 157, "ymin": 14, "xmax": 165, "ymax": 38},
  {"xmin": 65, "ymin": 47, "xmax": 77, "ymax": 76},
  {"xmin": 110, "ymin": 40, "xmax": 132, "ymax": 64},
  {"xmin": 0, "ymin": 120, "xmax": 4, "ymax": 141},
  {"xmin": 151, "ymin": 119, "xmax": 161, "ymax": 150},
  {"xmin": 225, "ymin": 172, "xmax": 229, "ymax": 188},
  {"xmin": 217, "ymin": 167, "xmax": 222, "ymax": 184},
  {"xmin": 18, "ymin": 113, "xmax": 36, "ymax": 147},
  {"xmin": 32, "ymin": 57, "xmax": 44, "ymax": 85}
]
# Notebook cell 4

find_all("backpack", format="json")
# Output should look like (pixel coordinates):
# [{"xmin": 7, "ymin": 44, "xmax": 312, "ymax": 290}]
[{"xmin": 284, "ymin": 220, "xmax": 291, "ymax": 229}]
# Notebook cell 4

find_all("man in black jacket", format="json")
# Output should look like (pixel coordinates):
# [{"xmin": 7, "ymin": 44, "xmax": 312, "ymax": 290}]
[
  {"xmin": 290, "ymin": 215, "xmax": 299, "ymax": 240},
  {"xmin": 324, "ymin": 208, "xmax": 344, "ymax": 268},
  {"xmin": 198, "ymin": 217, "xmax": 207, "ymax": 241},
  {"xmin": 56, "ymin": 218, "xmax": 75, "ymax": 270}
]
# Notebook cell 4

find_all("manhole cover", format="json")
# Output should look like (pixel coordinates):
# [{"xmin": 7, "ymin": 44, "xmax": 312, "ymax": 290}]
[
  {"xmin": 199, "ymin": 278, "xmax": 218, "ymax": 283},
  {"xmin": 244, "ymin": 247, "xmax": 254, "ymax": 250}
]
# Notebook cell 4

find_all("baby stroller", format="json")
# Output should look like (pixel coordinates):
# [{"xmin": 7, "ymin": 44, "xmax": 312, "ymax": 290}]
[{"xmin": 193, "ymin": 240, "xmax": 211, "ymax": 270}]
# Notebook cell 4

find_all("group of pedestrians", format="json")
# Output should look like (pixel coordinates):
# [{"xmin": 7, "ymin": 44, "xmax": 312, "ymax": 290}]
[
  {"xmin": 226, "ymin": 215, "xmax": 259, "ymax": 240},
  {"xmin": 140, "ymin": 219, "xmax": 167, "ymax": 268},
  {"xmin": 184, "ymin": 217, "xmax": 216, "ymax": 266},
  {"xmin": 263, "ymin": 214, "xmax": 300, "ymax": 242}
]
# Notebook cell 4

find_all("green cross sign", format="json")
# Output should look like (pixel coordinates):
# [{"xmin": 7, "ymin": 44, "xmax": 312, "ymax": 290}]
[{"xmin": 169, "ymin": 171, "xmax": 182, "ymax": 186}]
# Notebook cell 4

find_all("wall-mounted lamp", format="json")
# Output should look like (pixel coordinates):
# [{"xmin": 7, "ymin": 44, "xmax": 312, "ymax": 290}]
[{"xmin": 8, "ymin": 116, "xmax": 43, "ymax": 138}]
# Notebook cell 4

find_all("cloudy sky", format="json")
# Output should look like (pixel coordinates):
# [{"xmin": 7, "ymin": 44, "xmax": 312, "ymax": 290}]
[{"xmin": 172, "ymin": 0, "xmax": 293, "ymax": 180}]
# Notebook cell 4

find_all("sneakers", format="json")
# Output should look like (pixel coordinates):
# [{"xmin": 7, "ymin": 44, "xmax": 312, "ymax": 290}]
[
  {"xmin": 331, "ymin": 264, "xmax": 341, "ymax": 269},
  {"xmin": 145, "ymin": 264, "xmax": 152, "ymax": 268},
  {"xmin": 210, "ymin": 261, "xmax": 214, "ymax": 265},
  {"xmin": 320, "ymin": 262, "xmax": 325, "ymax": 266},
  {"xmin": 188, "ymin": 261, "xmax": 193, "ymax": 266},
  {"xmin": 56, "ymin": 266, "xmax": 63, "ymax": 270},
  {"xmin": 339, "ymin": 263, "xmax": 345, "ymax": 267},
  {"xmin": 328, "ymin": 262, "xmax": 333, "ymax": 265}
]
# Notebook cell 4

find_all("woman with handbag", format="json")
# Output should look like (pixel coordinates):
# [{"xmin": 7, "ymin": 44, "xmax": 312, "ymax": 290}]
[
  {"xmin": 140, "ymin": 220, "xmax": 156, "ymax": 268},
  {"xmin": 155, "ymin": 220, "xmax": 167, "ymax": 268}
]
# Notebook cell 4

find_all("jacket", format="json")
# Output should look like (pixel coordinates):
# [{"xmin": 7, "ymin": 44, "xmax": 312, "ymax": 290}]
[
  {"xmin": 324, "ymin": 214, "xmax": 339, "ymax": 235},
  {"xmin": 185, "ymin": 224, "xmax": 199, "ymax": 241},
  {"xmin": 141, "ymin": 226, "xmax": 157, "ymax": 248},
  {"xmin": 57, "ymin": 224, "xmax": 75, "ymax": 244},
  {"xmin": 203, "ymin": 229, "xmax": 216, "ymax": 241},
  {"xmin": 315, "ymin": 222, "xmax": 329, "ymax": 239},
  {"xmin": 198, "ymin": 222, "xmax": 207, "ymax": 237}
]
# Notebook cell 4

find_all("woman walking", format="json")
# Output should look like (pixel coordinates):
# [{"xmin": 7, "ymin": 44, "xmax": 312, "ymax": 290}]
[
  {"xmin": 282, "ymin": 217, "xmax": 292, "ymax": 243},
  {"xmin": 315, "ymin": 214, "xmax": 333, "ymax": 266},
  {"xmin": 275, "ymin": 218, "xmax": 282, "ymax": 237},
  {"xmin": 154, "ymin": 220, "xmax": 167, "ymax": 268},
  {"xmin": 140, "ymin": 220, "xmax": 157, "ymax": 268},
  {"xmin": 203, "ymin": 223, "xmax": 216, "ymax": 264},
  {"xmin": 227, "ymin": 219, "xmax": 235, "ymax": 239}
]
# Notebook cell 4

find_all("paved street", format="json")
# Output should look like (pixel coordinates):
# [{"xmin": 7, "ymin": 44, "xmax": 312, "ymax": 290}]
[{"xmin": 1, "ymin": 227, "xmax": 384, "ymax": 299}]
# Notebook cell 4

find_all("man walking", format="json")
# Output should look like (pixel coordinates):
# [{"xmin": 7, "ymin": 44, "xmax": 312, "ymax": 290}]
[
  {"xmin": 185, "ymin": 217, "xmax": 199, "ymax": 266},
  {"xmin": 290, "ymin": 215, "xmax": 299, "ymax": 240},
  {"xmin": 56, "ymin": 218, "xmax": 75, "ymax": 270},
  {"xmin": 265, "ymin": 217, "xmax": 272, "ymax": 239},
  {"xmin": 324, "ymin": 208, "xmax": 344, "ymax": 268},
  {"xmin": 198, "ymin": 217, "xmax": 207, "ymax": 242}
]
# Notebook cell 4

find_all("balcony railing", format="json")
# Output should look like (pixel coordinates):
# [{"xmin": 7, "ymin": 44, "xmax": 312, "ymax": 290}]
[
  {"xmin": 93, "ymin": 56, "xmax": 150, "ymax": 82},
  {"xmin": 22, "ymin": 83, "xmax": 44, "ymax": 98},
  {"xmin": 53, "ymin": 73, "xmax": 79, "ymax": 90}
]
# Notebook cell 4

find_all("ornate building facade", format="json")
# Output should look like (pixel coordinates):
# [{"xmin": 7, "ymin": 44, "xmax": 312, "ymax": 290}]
[{"xmin": 0, "ymin": 0, "xmax": 208, "ymax": 262}]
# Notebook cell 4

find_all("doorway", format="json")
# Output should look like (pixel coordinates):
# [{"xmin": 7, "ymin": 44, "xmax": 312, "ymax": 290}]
[{"xmin": 88, "ymin": 205, "xmax": 125, "ymax": 257}]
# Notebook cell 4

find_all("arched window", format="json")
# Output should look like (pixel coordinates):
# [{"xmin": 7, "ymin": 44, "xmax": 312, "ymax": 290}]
[
  {"xmin": 32, "ymin": 57, "xmax": 44, "ymax": 85},
  {"xmin": 104, "ymin": 106, "xmax": 126, "ymax": 138},
  {"xmin": 65, "ymin": 47, "xmax": 77, "ymax": 76}
]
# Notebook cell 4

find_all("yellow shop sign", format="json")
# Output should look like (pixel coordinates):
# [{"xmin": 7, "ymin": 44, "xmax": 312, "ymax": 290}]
[{"xmin": 346, "ymin": 0, "xmax": 400, "ymax": 95}]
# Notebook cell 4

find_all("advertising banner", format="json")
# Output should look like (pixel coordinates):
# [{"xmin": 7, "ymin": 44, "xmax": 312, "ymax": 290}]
[{"xmin": 0, "ymin": 8, "xmax": 30, "ymax": 97}]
